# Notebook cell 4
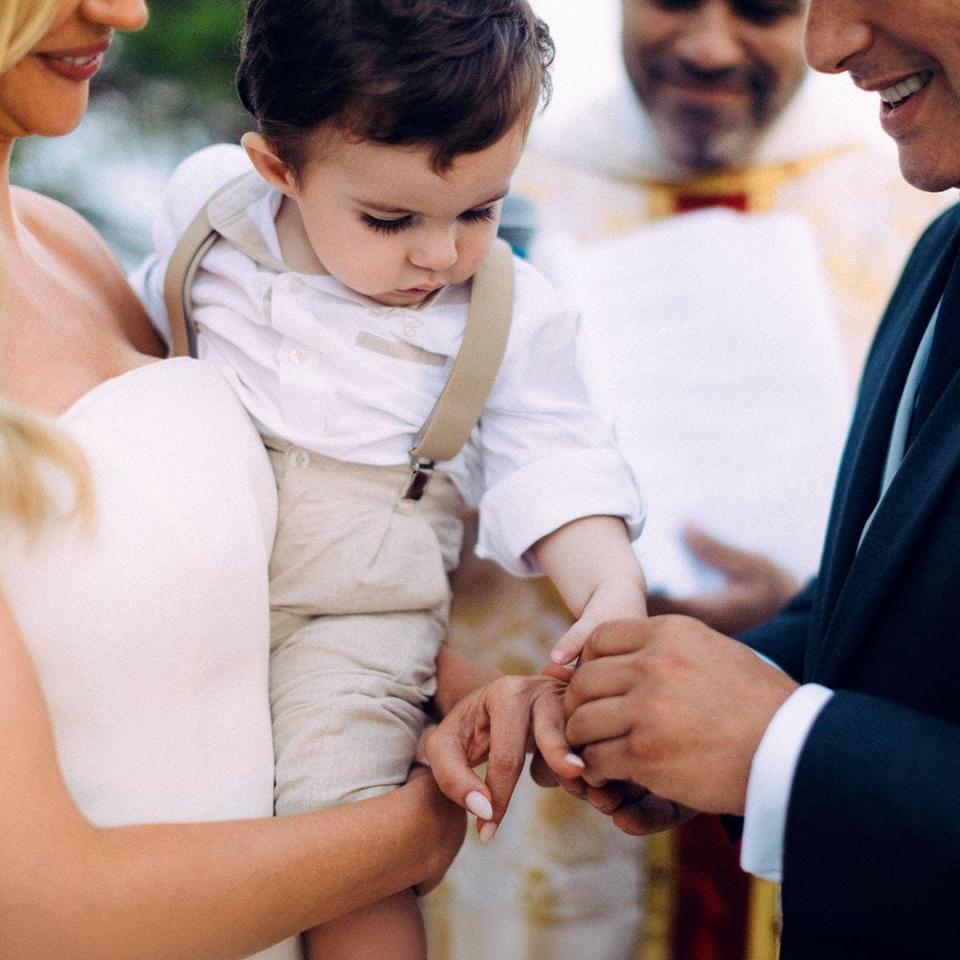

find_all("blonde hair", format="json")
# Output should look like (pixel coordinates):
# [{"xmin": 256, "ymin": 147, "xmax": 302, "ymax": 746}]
[
  {"xmin": 1, "ymin": 0, "xmax": 94, "ymax": 532},
  {"xmin": 0, "ymin": 0, "xmax": 61, "ymax": 72}
]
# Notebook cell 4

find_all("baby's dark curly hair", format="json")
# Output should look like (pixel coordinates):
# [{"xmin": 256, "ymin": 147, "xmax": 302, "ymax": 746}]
[{"xmin": 236, "ymin": 0, "xmax": 554, "ymax": 176}]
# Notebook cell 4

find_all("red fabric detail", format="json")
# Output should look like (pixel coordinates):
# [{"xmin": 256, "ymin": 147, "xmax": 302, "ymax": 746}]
[
  {"xmin": 672, "ymin": 815, "xmax": 751, "ymax": 960},
  {"xmin": 673, "ymin": 192, "xmax": 749, "ymax": 214}
]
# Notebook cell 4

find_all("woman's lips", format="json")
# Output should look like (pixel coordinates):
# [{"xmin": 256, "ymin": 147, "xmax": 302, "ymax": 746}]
[{"xmin": 37, "ymin": 44, "xmax": 109, "ymax": 82}]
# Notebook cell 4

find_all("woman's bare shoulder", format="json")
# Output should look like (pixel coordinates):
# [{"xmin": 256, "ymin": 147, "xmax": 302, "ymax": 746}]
[
  {"xmin": 13, "ymin": 187, "xmax": 117, "ymax": 266},
  {"xmin": 12, "ymin": 187, "xmax": 163, "ymax": 354}
]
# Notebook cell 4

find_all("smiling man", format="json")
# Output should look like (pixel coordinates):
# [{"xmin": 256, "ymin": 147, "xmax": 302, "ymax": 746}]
[
  {"xmin": 552, "ymin": 0, "xmax": 960, "ymax": 957},
  {"xmin": 621, "ymin": 0, "xmax": 808, "ymax": 174},
  {"xmin": 428, "ymin": 3, "xmax": 949, "ymax": 960}
]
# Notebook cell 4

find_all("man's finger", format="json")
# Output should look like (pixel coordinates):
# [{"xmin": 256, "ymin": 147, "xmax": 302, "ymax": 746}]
[
  {"xmin": 578, "ymin": 734, "xmax": 638, "ymax": 785},
  {"xmin": 565, "ymin": 695, "xmax": 631, "ymax": 749},
  {"xmin": 611, "ymin": 793, "xmax": 695, "ymax": 836},
  {"xmin": 564, "ymin": 653, "xmax": 637, "ymax": 714},
  {"xmin": 580, "ymin": 616, "xmax": 658, "ymax": 661},
  {"xmin": 583, "ymin": 781, "xmax": 635, "ymax": 814},
  {"xmin": 529, "ymin": 749, "xmax": 558, "ymax": 787}
]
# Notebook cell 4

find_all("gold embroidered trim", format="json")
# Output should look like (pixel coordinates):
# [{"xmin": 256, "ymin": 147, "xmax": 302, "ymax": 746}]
[{"xmin": 638, "ymin": 145, "xmax": 858, "ymax": 218}]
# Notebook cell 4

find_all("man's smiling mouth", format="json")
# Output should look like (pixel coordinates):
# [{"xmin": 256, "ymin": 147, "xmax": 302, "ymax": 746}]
[{"xmin": 880, "ymin": 71, "xmax": 933, "ymax": 108}]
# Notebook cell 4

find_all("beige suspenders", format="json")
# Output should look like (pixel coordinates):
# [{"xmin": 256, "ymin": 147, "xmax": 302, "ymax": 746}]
[{"xmin": 162, "ymin": 172, "xmax": 515, "ymax": 499}]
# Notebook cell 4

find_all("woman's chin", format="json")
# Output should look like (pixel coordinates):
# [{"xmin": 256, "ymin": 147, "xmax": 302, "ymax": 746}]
[
  {"xmin": 29, "ymin": 107, "xmax": 88, "ymax": 139},
  {"xmin": 43, "ymin": 118, "xmax": 86, "ymax": 138}
]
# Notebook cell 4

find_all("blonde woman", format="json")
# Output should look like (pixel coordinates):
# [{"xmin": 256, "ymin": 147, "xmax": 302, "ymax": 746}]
[{"xmin": 0, "ymin": 2, "xmax": 570, "ymax": 957}]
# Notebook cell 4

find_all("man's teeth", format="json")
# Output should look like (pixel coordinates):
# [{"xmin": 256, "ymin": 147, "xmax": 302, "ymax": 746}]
[{"xmin": 880, "ymin": 73, "xmax": 928, "ymax": 106}]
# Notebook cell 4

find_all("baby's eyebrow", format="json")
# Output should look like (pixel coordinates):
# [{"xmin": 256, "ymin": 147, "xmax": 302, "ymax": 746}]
[
  {"xmin": 356, "ymin": 191, "xmax": 508, "ymax": 216},
  {"xmin": 357, "ymin": 201, "xmax": 415, "ymax": 215},
  {"xmin": 470, "ymin": 191, "xmax": 509, "ymax": 208}
]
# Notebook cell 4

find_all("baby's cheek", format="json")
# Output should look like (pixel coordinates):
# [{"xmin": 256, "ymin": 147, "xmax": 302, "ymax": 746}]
[{"xmin": 455, "ymin": 251, "xmax": 492, "ymax": 285}]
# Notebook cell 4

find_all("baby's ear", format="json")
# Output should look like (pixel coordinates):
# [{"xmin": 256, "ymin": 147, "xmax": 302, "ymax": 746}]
[{"xmin": 242, "ymin": 132, "xmax": 298, "ymax": 196}]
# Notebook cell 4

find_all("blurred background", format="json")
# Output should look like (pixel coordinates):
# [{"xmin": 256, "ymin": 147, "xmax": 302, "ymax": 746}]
[{"xmin": 10, "ymin": 0, "xmax": 623, "ymax": 268}]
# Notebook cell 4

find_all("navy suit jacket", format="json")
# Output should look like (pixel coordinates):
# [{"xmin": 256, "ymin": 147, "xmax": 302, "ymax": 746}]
[{"xmin": 742, "ymin": 201, "xmax": 960, "ymax": 959}]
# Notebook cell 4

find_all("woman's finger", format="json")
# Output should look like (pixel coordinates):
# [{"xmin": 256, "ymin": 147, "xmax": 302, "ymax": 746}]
[
  {"xmin": 482, "ymin": 681, "xmax": 535, "ymax": 835},
  {"xmin": 529, "ymin": 679, "xmax": 584, "ymax": 778},
  {"xmin": 422, "ymin": 712, "xmax": 491, "ymax": 816}
]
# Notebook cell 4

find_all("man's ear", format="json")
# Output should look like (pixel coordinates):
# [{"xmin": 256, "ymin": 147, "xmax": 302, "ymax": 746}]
[{"xmin": 242, "ymin": 131, "xmax": 298, "ymax": 196}]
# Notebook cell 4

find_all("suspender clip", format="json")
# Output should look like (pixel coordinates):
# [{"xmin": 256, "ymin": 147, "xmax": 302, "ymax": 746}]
[{"xmin": 403, "ymin": 456, "xmax": 435, "ymax": 501}]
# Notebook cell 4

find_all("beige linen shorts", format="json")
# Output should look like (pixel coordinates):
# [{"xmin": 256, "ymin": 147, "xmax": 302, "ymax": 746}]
[{"xmin": 265, "ymin": 438, "xmax": 464, "ymax": 816}]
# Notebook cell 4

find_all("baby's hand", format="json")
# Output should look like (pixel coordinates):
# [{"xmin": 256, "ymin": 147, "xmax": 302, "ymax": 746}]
[{"xmin": 549, "ymin": 575, "xmax": 648, "ymax": 665}]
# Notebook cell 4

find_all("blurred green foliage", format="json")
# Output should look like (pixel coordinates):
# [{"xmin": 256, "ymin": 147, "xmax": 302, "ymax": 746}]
[
  {"xmin": 104, "ymin": 0, "xmax": 249, "ymax": 141},
  {"xmin": 119, "ymin": 1, "xmax": 243, "ymax": 103}
]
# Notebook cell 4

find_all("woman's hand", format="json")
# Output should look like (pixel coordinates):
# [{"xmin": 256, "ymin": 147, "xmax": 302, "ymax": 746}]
[
  {"xmin": 423, "ymin": 674, "xmax": 584, "ymax": 843},
  {"xmin": 406, "ymin": 765, "xmax": 467, "ymax": 896}
]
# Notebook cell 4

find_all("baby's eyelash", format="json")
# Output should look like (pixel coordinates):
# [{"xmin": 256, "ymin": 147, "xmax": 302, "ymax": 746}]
[
  {"xmin": 460, "ymin": 205, "xmax": 496, "ymax": 224},
  {"xmin": 362, "ymin": 213, "xmax": 413, "ymax": 235},
  {"xmin": 361, "ymin": 206, "xmax": 495, "ymax": 233}
]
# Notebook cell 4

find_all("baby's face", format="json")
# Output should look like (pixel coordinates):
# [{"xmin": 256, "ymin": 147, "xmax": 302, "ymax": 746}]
[{"xmin": 291, "ymin": 123, "xmax": 525, "ymax": 307}]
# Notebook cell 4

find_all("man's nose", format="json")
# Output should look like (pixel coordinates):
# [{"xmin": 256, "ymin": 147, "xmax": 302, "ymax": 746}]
[
  {"xmin": 672, "ymin": 0, "xmax": 745, "ymax": 71},
  {"xmin": 804, "ymin": 0, "xmax": 871, "ymax": 76}
]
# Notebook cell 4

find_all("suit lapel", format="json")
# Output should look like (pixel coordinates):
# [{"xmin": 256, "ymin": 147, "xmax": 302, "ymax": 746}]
[
  {"xmin": 814, "ymin": 386, "xmax": 960, "ymax": 683},
  {"xmin": 810, "ymin": 210, "xmax": 960, "ymax": 681}
]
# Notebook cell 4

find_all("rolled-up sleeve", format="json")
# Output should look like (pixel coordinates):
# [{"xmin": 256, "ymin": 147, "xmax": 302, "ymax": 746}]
[{"xmin": 472, "ymin": 260, "xmax": 644, "ymax": 575}]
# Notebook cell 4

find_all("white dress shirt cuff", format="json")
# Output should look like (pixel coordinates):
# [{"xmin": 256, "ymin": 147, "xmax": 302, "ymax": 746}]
[{"xmin": 740, "ymin": 683, "xmax": 834, "ymax": 882}]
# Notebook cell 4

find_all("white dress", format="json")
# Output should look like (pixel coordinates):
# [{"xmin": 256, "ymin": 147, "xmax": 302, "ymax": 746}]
[{"xmin": 0, "ymin": 358, "xmax": 300, "ymax": 960}]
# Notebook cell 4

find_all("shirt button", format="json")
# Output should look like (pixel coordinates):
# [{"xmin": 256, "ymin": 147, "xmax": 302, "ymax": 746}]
[
  {"xmin": 289, "ymin": 346, "xmax": 306, "ymax": 366},
  {"xmin": 285, "ymin": 275, "xmax": 306, "ymax": 295},
  {"xmin": 291, "ymin": 449, "xmax": 311, "ymax": 469}
]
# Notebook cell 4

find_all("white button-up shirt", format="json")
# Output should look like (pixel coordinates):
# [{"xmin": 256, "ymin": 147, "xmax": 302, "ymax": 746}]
[{"xmin": 132, "ymin": 145, "xmax": 644, "ymax": 575}]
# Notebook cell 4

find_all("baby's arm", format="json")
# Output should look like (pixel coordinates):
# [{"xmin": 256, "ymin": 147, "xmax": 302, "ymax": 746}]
[{"xmin": 533, "ymin": 515, "xmax": 648, "ymax": 665}]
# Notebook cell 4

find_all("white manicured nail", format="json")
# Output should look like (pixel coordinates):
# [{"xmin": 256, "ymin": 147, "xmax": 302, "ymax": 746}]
[
  {"xmin": 565, "ymin": 753, "xmax": 586, "ymax": 769},
  {"xmin": 479, "ymin": 821, "xmax": 498, "ymax": 844},
  {"xmin": 465, "ymin": 791, "xmax": 493, "ymax": 821}
]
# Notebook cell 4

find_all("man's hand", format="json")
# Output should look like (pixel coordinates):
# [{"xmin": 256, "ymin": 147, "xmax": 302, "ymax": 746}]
[
  {"xmin": 529, "ymin": 751, "xmax": 698, "ymax": 836},
  {"xmin": 565, "ymin": 616, "xmax": 798, "ymax": 815},
  {"xmin": 646, "ymin": 525, "xmax": 800, "ymax": 635}
]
